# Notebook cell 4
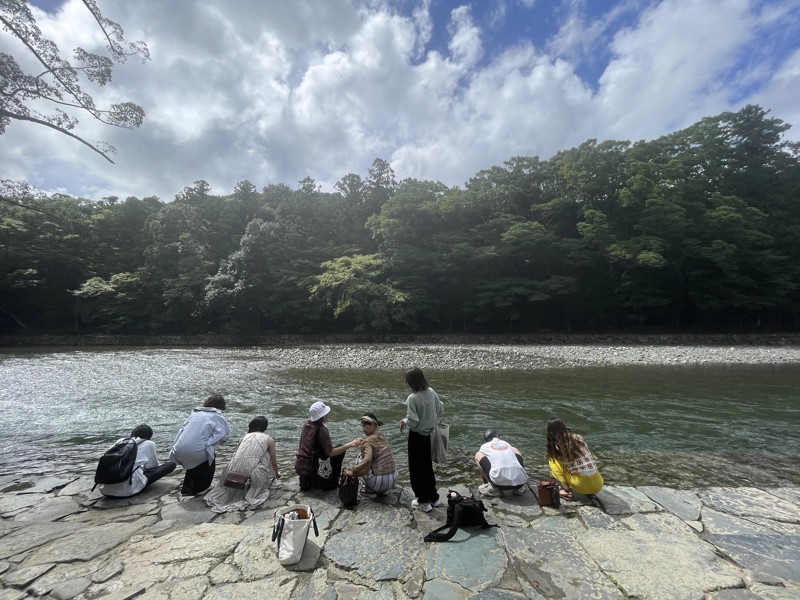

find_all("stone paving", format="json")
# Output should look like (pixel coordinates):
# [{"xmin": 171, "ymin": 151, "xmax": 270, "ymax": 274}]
[{"xmin": 0, "ymin": 474, "xmax": 799, "ymax": 599}]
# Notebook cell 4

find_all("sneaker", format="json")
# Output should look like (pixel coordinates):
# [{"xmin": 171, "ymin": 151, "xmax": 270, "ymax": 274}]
[
  {"xmin": 411, "ymin": 499, "xmax": 433, "ymax": 512},
  {"xmin": 512, "ymin": 486, "xmax": 526, "ymax": 496},
  {"xmin": 479, "ymin": 482, "xmax": 502, "ymax": 497},
  {"xmin": 432, "ymin": 499, "xmax": 444, "ymax": 507}
]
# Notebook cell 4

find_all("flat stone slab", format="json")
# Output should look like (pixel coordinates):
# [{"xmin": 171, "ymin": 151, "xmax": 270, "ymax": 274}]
[
  {"xmin": 699, "ymin": 487, "xmax": 800, "ymax": 524},
  {"xmin": 703, "ymin": 534, "xmax": 800, "ymax": 583},
  {"xmin": 23, "ymin": 519, "xmax": 153, "ymax": 566},
  {"xmin": 580, "ymin": 529, "xmax": 744, "ymax": 599},
  {"xmin": 325, "ymin": 527, "xmax": 424, "ymax": 583},
  {"xmin": 701, "ymin": 507, "xmax": 780, "ymax": 536},
  {"xmin": 0, "ymin": 522, "xmax": 83, "ymax": 560},
  {"xmin": 160, "ymin": 497, "xmax": 216, "ymax": 524},
  {"xmin": 0, "ymin": 493, "xmax": 45, "ymax": 517},
  {"xmin": 638, "ymin": 486, "xmax": 702, "ymax": 521},
  {"xmin": 13, "ymin": 496, "xmax": 83, "ymax": 522},
  {"xmin": 426, "ymin": 527, "xmax": 507, "ymax": 592},
  {"xmin": 505, "ymin": 527, "xmax": 621, "ymax": 599},
  {"xmin": 596, "ymin": 486, "xmax": 661, "ymax": 515},
  {"xmin": 623, "ymin": 511, "xmax": 698, "ymax": 536},
  {"xmin": 14, "ymin": 476, "xmax": 76, "ymax": 495}
]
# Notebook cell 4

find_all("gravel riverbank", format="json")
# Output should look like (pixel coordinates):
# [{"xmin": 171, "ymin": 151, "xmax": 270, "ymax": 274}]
[{"xmin": 254, "ymin": 342, "xmax": 800, "ymax": 370}]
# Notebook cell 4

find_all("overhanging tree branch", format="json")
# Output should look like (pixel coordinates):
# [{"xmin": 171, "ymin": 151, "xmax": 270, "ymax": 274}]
[{"xmin": 0, "ymin": 108, "xmax": 114, "ymax": 163}]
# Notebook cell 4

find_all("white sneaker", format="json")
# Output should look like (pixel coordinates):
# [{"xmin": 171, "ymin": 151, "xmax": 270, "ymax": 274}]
[
  {"xmin": 411, "ymin": 499, "xmax": 433, "ymax": 512},
  {"xmin": 432, "ymin": 499, "xmax": 444, "ymax": 507},
  {"xmin": 479, "ymin": 482, "xmax": 502, "ymax": 497},
  {"xmin": 512, "ymin": 486, "xmax": 525, "ymax": 496}
]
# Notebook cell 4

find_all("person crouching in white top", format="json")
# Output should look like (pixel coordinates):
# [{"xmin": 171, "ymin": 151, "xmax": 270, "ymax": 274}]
[
  {"xmin": 475, "ymin": 429, "xmax": 528, "ymax": 498},
  {"xmin": 100, "ymin": 424, "xmax": 177, "ymax": 498}
]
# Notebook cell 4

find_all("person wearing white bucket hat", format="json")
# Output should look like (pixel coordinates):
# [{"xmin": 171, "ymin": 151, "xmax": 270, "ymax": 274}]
[{"xmin": 294, "ymin": 401, "xmax": 361, "ymax": 491}]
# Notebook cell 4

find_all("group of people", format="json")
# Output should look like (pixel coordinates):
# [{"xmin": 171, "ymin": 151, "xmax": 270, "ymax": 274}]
[
  {"xmin": 98, "ymin": 367, "xmax": 604, "ymax": 510},
  {"xmin": 292, "ymin": 366, "xmax": 604, "ymax": 509}
]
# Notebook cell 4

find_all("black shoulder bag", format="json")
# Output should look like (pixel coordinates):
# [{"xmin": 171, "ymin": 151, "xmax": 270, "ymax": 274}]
[{"xmin": 424, "ymin": 491, "xmax": 496, "ymax": 543}]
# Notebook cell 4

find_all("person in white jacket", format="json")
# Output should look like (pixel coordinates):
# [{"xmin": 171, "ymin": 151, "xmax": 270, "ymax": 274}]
[
  {"xmin": 170, "ymin": 394, "xmax": 231, "ymax": 496},
  {"xmin": 99, "ymin": 424, "xmax": 176, "ymax": 498}
]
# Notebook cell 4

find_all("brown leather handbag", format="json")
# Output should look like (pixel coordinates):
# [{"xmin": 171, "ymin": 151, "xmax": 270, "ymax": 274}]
[
  {"xmin": 223, "ymin": 471, "xmax": 250, "ymax": 489},
  {"xmin": 537, "ymin": 480, "xmax": 561, "ymax": 508}
]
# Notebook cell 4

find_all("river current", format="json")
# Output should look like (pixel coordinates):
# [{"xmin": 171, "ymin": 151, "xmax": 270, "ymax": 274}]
[{"xmin": 1, "ymin": 347, "xmax": 798, "ymax": 489}]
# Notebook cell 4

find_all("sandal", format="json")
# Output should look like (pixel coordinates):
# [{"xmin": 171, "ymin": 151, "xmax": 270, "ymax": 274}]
[{"xmin": 559, "ymin": 489, "xmax": 574, "ymax": 500}]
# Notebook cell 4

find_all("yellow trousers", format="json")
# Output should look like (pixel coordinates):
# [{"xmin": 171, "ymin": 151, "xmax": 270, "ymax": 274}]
[{"xmin": 548, "ymin": 459, "xmax": 604, "ymax": 495}]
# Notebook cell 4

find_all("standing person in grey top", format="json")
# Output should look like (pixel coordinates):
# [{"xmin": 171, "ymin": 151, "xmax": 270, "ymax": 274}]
[{"xmin": 399, "ymin": 367, "xmax": 444, "ymax": 512}]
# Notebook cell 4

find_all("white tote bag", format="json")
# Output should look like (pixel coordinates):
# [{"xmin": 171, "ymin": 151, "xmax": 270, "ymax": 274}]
[
  {"xmin": 271, "ymin": 504, "xmax": 318, "ymax": 565},
  {"xmin": 430, "ymin": 422, "xmax": 449, "ymax": 463}
]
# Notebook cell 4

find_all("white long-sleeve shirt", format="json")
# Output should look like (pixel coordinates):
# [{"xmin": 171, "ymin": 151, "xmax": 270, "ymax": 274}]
[
  {"xmin": 99, "ymin": 438, "xmax": 158, "ymax": 497},
  {"xmin": 170, "ymin": 407, "xmax": 231, "ymax": 469}
]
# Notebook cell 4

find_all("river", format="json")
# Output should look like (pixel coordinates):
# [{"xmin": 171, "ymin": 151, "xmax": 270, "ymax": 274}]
[{"xmin": 1, "ymin": 347, "xmax": 798, "ymax": 489}]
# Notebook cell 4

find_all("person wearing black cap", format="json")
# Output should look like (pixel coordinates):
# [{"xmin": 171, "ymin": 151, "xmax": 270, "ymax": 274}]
[{"xmin": 475, "ymin": 429, "xmax": 528, "ymax": 498}]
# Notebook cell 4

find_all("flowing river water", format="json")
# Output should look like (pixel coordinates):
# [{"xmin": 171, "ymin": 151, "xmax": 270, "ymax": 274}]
[{"xmin": 1, "ymin": 347, "xmax": 799, "ymax": 489}]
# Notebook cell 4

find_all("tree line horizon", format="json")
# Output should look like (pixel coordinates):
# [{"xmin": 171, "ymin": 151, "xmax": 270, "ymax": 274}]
[{"xmin": 2, "ymin": 104, "xmax": 800, "ymax": 336}]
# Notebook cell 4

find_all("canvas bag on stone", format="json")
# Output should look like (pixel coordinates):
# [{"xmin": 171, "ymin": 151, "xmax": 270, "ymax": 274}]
[{"xmin": 272, "ymin": 504, "xmax": 319, "ymax": 565}]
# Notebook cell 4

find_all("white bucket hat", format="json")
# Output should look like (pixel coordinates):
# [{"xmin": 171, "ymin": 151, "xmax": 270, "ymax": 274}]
[{"xmin": 309, "ymin": 401, "xmax": 331, "ymax": 422}]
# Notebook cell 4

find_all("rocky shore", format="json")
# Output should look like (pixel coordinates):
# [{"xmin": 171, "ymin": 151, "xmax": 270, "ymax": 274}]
[
  {"xmin": 1, "ymin": 471, "xmax": 798, "ymax": 600},
  {"xmin": 250, "ymin": 342, "xmax": 800, "ymax": 370},
  {"xmin": 2, "ymin": 342, "xmax": 799, "ymax": 598}
]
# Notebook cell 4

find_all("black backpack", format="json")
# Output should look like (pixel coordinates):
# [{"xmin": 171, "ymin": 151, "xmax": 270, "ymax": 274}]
[
  {"xmin": 424, "ymin": 491, "xmax": 496, "ymax": 543},
  {"xmin": 92, "ymin": 437, "xmax": 140, "ymax": 490}
]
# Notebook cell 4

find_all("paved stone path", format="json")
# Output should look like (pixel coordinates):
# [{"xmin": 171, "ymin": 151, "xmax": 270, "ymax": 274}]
[{"xmin": 1, "ymin": 474, "xmax": 799, "ymax": 599}]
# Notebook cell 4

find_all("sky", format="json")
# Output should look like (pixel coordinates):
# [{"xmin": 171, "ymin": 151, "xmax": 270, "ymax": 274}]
[{"xmin": 2, "ymin": 0, "xmax": 800, "ymax": 202}]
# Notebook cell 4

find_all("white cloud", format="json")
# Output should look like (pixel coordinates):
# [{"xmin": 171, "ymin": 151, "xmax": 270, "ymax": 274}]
[{"xmin": 1, "ymin": 0, "xmax": 797, "ymax": 201}]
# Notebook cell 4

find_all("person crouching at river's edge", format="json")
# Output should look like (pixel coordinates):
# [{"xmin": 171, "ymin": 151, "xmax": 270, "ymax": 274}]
[
  {"xmin": 344, "ymin": 412, "xmax": 398, "ymax": 498},
  {"xmin": 99, "ymin": 424, "xmax": 176, "ymax": 498},
  {"xmin": 170, "ymin": 394, "xmax": 231, "ymax": 497},
  {"xmin": 475, "ymin": 428, "xmax": 528, "ymax": 498},
  {"xmin": 546, "ymin": 417, "xmax": 604, "ymax": 500},
  {"xmin": 295, "ymin": 401, "xmax": 361, "ymax": 491}
]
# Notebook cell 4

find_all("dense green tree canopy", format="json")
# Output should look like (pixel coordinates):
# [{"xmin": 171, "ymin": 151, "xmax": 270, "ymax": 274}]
[{"xmin": 2, "ymin": 105, "xmax": 799, "ymax": 335}]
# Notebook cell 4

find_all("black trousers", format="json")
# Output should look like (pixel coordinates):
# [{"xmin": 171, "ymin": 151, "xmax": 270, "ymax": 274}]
[
  {"xmin": 181, "ymin": 459, "xmax": 215, "ymax": 495},
  {"xmin": 408, "ymin": 430, "xmax": 439, "ymax": 504},
  {"xmin": 144, "ymin": 460, "xmax": 177, "ymax": 487},
  {"xmin": 299, "ymin": 453, "xmax": 345, "ymax": 491}
]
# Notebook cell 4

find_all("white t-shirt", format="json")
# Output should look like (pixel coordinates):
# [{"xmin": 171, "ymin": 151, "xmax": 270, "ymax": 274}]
[
  {"xmin": 480, "ymin": 437, "xmax": 528, "ymax": 486},
  {"xmin": 100, "ymin": 438, "xmax": 158, "ymax": 497}
]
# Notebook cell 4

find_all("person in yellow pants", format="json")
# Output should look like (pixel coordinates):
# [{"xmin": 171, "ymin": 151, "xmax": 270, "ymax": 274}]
[{"xmin": 546, "ymin": 418, "xmax": 604, "ymax": 500}]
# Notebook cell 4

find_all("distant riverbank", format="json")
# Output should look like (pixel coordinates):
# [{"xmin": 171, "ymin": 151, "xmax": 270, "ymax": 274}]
[
  {"xmin": 3, "ymin": 333, "xmax": 800, "ymax": 370},
  {"xmin": 3, "ymin": 331, "xmax": 800, "ymax": 348}
]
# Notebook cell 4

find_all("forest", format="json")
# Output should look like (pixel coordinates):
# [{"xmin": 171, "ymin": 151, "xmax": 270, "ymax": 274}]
[{"xmin": 2, "ymin": 105, "xmax": 800, "ymax": 336}]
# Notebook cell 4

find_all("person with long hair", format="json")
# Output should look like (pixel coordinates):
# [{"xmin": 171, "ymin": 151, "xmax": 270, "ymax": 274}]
[
  {"xmin": 546, "ymin": 417, "xmax": 604, "ymax": 500},
  {"xmin": 399, "ymin": 367, "xmax": 443, "ymax": 512},
  {"xmin": 205, "ymin": 416, "xmax": 280, "ymax": 512}
]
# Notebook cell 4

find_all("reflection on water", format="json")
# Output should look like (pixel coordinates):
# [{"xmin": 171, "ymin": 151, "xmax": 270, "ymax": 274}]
[{"xmin": 1, "ymin": 347, "xmax": 798, "ymax": 489}]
